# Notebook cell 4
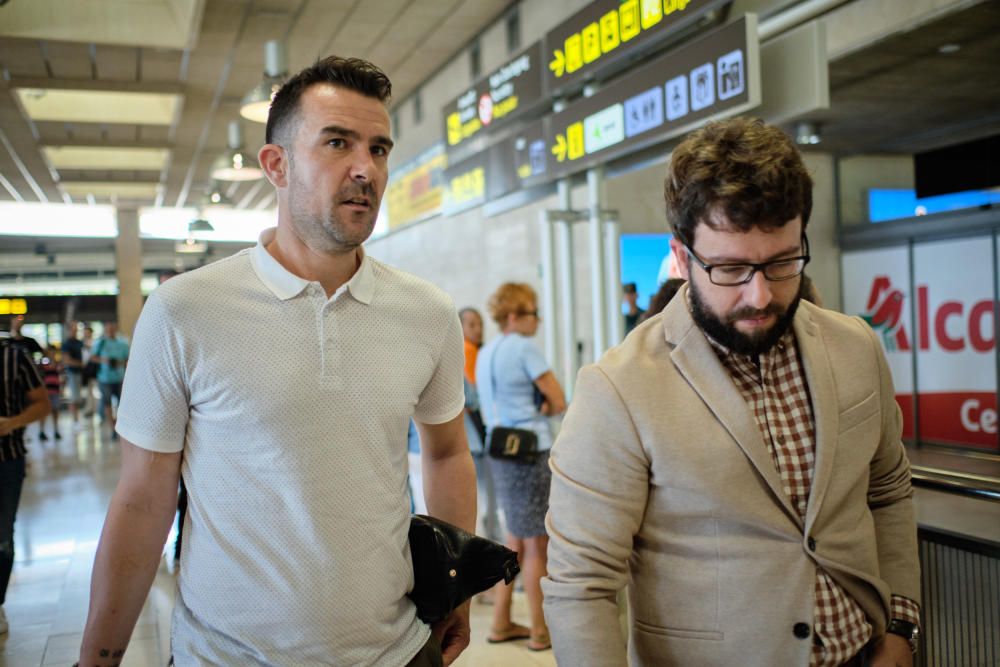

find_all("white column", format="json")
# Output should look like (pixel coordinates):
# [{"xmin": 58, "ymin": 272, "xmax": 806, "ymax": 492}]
[
  {"xmin": 539, "ymin": 211, "xmax": 559, "ymax": 382},
  {"xmin": 114, "ymin": 207, "xmax": 144, "ymax": 338},
  {"xmin": 556, "ymin": 219, "xmax": 577, "ymax": 399},
  {"xmin": 604, "ymin": 218, "xmax": 622, "ymax": 347},
  {"xmin": 587, "ymin": 165, "xmax": 607, "ymax": 360}
]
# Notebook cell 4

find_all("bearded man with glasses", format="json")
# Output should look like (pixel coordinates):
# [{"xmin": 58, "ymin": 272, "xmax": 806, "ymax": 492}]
[{"xmin": 544, "ymin": 117, "xmax": 920, "ymax": 667}]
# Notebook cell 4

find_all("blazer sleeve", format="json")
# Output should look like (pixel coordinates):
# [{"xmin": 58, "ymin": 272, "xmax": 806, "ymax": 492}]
[
  {"xmin": 860, "ymin": 317, "xmax": 922, "ymax": 607},
  {"xmin": 542, "ymin": 364, "xmax": 650, "ymax": 667}
]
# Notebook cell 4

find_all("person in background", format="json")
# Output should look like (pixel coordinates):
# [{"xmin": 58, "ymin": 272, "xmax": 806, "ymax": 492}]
[
  {"xmin": 92, "ymin": 321, "xmax": 129, "ymax": 439},
  {"xmin": 62, "ymin": 321, "xmax": 85, "ymax": 428},
  {"xmin": 0, "ymin": 337, "xmax": 50, "ymax": 635},
  {"xmin": 640, "ymin": 278, "xmax": 687, "ymax": 323},
  {"xmin": 544, "ymin": 117, "xmax": 920, "ymax": 667},
  {"xmin": 39, "ymin": 345, "xmax": 63, "ymax": 441},
  {"xmin": 6, "ymin": 317, "xmax": 43, "ymax": 361},
  {"xmin": 80, "ymin": 326, "xmax": 98, "ymax": 418},
  {"xmin": 477, "ymin": 282, "xmax": 566, "ymax": 652},
  {"xmin": 459, "ymin": 307, "xmax": 484, "ymax": 386},
  {"xmin": 458, "ymin": 307, "xmax": 499, "ymax": 542},
  {"xmin": 622, "ymin": 283, "xmax": 645, "ymax": 335},
  {"xmin": 459, "ymin": 307, "xmax": 488, "ymax": 448}
]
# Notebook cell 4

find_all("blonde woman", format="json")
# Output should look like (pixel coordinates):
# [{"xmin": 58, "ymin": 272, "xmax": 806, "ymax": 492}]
[{"xmin": 476, "ymin": 282, "xmax": 566, "ymax": 652}]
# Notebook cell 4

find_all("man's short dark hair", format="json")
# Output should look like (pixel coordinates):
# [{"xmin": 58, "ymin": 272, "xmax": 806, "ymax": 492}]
[
  {"xmin": 265, "ymin": 56, "xmax": 392, "ymax": 145},
  {"xmin": 622, "ymin": 282, "xmax": 638, "ymax": 294},
  {"xmin": 664, "ymin": 117, "xmax": 812, "ymax": 245}
]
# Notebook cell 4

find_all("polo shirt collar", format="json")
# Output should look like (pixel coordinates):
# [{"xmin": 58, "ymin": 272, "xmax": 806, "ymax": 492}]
[
  {"xmin": 347, "ymin": 247, "xmax": 375, "ymax": 305},
  {"xmin": 252, "ymin": 227, "xmax": 375, "ymax": 305}
]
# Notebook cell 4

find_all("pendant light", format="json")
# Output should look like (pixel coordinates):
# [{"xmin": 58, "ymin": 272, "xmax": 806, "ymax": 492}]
[
  {"xmin": 240, "ymin": 40, "xmax": 288, "ymax": 124},
  {"xmin": 210, "ymin": 121, "xmax": 263, "ymax": 181}
]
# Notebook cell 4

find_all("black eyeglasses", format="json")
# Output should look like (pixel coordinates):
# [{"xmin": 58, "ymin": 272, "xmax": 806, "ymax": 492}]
[
  {"xmin": 682, "ymin": 235, "xmax": 811, "ymax": 286},
  {"xmin": 517, "ymin": 310, "xmax": 540, "ymax": 319}
]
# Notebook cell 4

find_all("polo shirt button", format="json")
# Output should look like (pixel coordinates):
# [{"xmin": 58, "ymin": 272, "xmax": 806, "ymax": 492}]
[
  {"xmin": 807, "ymin": 537, "xmax": 816, "ymax": 551},
  {"xmin": 793, "ymin": 622, "xmax": 811, "ymax": 639}
]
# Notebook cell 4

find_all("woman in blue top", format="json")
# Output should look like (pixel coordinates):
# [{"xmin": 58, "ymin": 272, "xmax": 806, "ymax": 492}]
[{"xmin": 476, "ymin": 282, "xmax": 566, "ymax": 652}]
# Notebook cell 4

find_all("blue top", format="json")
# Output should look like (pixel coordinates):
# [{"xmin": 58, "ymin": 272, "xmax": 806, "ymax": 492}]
[
  {"xmin": 475, "ymin": 333, "xmax": 552, "ymax": 449},
  {"xmin": 94, "ymin": 335, "xmax": 130, "ymax": 384}
]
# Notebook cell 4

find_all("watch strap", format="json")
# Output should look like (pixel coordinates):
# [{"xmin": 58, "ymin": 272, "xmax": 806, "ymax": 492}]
[{"xmin": 886, "ymin": 618, "xmax": 919, "ymax": 652}]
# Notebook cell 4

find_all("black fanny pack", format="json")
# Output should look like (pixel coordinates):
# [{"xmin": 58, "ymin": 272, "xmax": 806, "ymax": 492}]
[{"xmin": 487, "ymin": 426, "xmax": 539, "ymax": 464}]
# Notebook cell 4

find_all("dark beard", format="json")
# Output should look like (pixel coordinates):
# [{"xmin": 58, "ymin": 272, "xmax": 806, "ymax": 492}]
[{"xmin": 689, "ymin": 279, "xmax": 803, "ymax": 357}]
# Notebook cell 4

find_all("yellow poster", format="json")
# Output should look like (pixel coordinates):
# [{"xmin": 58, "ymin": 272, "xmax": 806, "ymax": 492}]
[{"xmin": 386, "ymin": 145, "xmax": 447, "ymax": 230}]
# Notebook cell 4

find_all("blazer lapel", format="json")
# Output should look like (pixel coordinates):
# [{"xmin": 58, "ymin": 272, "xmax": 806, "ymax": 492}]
[
  {"xmin": 794, "ymin": 305, "xmax": 839, "ymax": 530},
  {"xmin": 662, "ymin": 291, "xmax": 802, "ymax": 527}
]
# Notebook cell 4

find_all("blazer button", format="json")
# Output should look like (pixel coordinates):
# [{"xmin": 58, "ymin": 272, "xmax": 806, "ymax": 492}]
[
  {"xmin": 807, "ymin": 537, "xmax": 817, "ymax": 551},
  {"xmin": 794, "ymin": 622, "xmax": 811, "ymax": 639}
]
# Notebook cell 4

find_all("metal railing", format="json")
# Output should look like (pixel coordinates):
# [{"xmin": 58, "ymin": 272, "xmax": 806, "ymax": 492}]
[
  {"xmin": 911, "ymin": 472, "xmax": 1000, "ymax": 667},
  {"xmin": 912, "ymin": 468, "xmax": 1000, "ymax": 503}
]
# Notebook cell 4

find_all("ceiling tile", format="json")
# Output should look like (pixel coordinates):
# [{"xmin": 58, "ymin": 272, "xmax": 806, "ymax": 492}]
[
  {"xmin": 0, "ymin": 39, "xmax": 49, "ymax": 78},
  {"xmin": 44, "ymin": 42, "xmax": 94, "ymax": 79},
  {"xmin": 140, "ymin": 49, "xmax": 185, "ymax": 83},
  {"xmin": 95, "ymin": 45, "xmax": 139, "ymax": 82},
  {"xmin": 0, "ymin": 0, "xmax": 204, "ymax": 51}
]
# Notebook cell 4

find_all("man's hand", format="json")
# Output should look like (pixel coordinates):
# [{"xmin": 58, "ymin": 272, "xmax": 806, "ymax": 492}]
[
  {"xmin": 869, "ymin": 633, "xmax": 913, "ymax": 667},
  {"xmin": 0, "ymin": 416, "xmax": 17, "ymax": 436},
  {"xmin": 431, "ymin": 601, "xmax": 471, "ymax": 665}
]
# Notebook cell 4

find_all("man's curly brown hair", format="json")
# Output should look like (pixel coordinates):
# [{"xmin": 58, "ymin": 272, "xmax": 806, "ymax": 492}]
[{"xmin": 664, "ymin": 117, "xmax": 812, "ymax": 245}]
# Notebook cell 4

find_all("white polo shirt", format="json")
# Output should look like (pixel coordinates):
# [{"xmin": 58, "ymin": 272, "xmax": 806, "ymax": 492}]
[{"xmin": 117, "ymin": 228, "xmax": 465, "ymax": 666}]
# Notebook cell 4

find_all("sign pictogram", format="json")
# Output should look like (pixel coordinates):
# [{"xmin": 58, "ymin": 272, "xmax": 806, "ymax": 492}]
[{"xmin": 690, "ymin": 63, "xmax": 714, "ymax": 111}]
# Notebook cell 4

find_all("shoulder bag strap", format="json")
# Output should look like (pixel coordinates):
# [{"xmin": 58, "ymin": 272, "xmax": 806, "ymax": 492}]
[{"xmin": 488, "ymin": 335, "xmax": 512, "ymax": 428}]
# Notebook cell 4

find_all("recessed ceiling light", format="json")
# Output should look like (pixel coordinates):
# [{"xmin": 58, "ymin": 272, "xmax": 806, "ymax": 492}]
[
  {"xmin": 43, "ymin": 146, "xmax": 170, "ymax": 171},
  {"xmin": 60, "ymin": 182, "xmax": 162, "ymax": 199},
  {"xmin": 938, "ymin": 44, "xmax": 961, "ymax": 54},
  {"xmin": 15, "ymin": 89, "xmax": 180, "ymax": 125}
]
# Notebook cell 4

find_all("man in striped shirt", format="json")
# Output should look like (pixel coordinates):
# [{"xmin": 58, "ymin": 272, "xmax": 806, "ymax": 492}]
[
  {"xmin": 0, "ymin": 337, "xmax": 51, "ymax": 635},
  {"xmin": 545, "ymin": 118, "xmax": 920, "ymax": 667}
]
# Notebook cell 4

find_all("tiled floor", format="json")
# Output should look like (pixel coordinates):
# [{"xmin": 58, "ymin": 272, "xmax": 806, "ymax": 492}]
[{"xmin": 0, "ymin": 414, "xmax": 556, "ymax": 667}]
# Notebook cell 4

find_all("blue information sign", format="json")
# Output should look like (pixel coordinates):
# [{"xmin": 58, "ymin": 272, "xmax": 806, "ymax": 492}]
[{"xmin": 624, "ymin": 87, "xmax": 665, "ymax": 138}]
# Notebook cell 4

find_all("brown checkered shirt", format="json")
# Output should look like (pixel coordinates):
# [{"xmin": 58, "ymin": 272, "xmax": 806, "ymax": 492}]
[{"xmin": 709, "ymin": 331, "xmax": 920, "ymax": 666}]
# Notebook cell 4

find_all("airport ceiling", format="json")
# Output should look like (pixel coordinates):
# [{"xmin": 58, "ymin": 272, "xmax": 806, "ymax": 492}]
[
  {"xmin": 818, "ymin": 0, "xmax": 1000, "ymax": 156},
  {"xmin": 0, "ymin": 0, "xmax": 514, "ymax": 211},
  {"xmin": 0, "ymin": 0, "xmax": 997, "ymax": 213}
]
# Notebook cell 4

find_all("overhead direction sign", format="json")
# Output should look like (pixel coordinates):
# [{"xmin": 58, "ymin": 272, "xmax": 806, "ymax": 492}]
[
  {"xmin": 538, "ymin": 15, "xmax": 759, "ymax": 182},
  {"xmin": 442, "ymin": 42, "xmax": 545, "ymax": 158},
  {"xmin": 442, "ymin": 151, "xmax": 490, "ymax": 217},
  {"xmin": 543, "ymin": 0, "xmax": 731, "ymax": 95}
]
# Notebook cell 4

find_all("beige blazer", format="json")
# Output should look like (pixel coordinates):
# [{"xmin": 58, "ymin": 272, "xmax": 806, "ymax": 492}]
[{"xmin": 543, "ymin": 288, "xmax": 920, "ymax": 667}]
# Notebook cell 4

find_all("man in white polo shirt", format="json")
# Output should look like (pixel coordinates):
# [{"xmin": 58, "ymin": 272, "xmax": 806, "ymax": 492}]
[{"xmin": 78, "ymin": 57, "xmax": 476, "ymax": 667}]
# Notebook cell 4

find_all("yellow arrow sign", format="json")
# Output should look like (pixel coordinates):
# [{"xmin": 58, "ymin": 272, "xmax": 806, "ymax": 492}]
[
  {"xmin": 549, "ymin": 49, "xmax": 565, "ymax": 78},
  {"xmin": 551, "ymin": 134, "xmax": 567, "ymax": 162}
]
